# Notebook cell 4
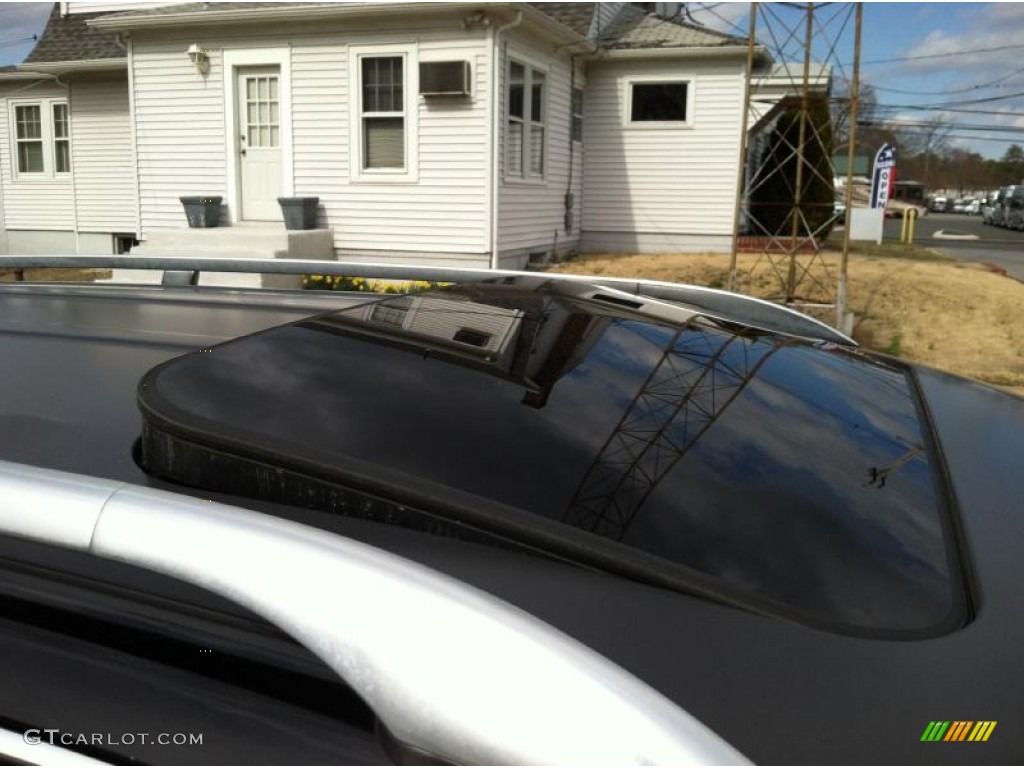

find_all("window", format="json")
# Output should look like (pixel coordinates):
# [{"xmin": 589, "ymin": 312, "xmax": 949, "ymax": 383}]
[
  {"xmin": 571, "ymin": 87, "xmax": 583, "ymax": 143},
  {"xmin": 507, "ymin": 62, "xmax": 525, "ymax": 176},
  {"xmin": 245, "ymin": 75, "xmax": 280, "ymax": 148},
  {"xmin": 10, "ymin": 99, "xmax": 69, "ymax": 178},
  {"xmin": 15, "ymin": 105, "xmax": 43, "ymax": 173},
  {"xmin": 370, "ymin": 296, "xmax": 413, "ymax": 328},
  {"xmin": 350, "ymin": 45, "xmax": 417, "ymax": 181},
  {"xmin": 52, "ymin": 103, "xmax": 70, "ymax": 172},
  {"xmin": 629, "ymin": 81, "xmax": 689, "ymax": 123},
  {"xmin": 361, "ymin": 55, "xmax": 405, "ymax": 170},
  {"xmin": 506, "ymin": 60, "xmax": 546, "ymax": 178}
]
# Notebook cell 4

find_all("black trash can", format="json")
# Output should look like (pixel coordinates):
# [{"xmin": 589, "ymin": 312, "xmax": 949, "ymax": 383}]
[
  {"xmin": 278, "ymin": 197, "xmax": 320, "ymax": 230},
  {"xmin": 180, "ymin": 196, "xmax": 222, "ymax": 228}
]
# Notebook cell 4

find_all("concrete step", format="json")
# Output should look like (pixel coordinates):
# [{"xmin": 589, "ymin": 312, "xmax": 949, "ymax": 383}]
[
  {"xmin": 109, "ymin": 226, "xmax": 337, "ymax": 288},
  {"xmin": 133, "ymin": 227, "xmax": 334, "ymax": 260}
]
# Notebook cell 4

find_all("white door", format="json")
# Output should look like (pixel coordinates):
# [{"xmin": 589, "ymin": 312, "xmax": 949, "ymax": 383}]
[{"xmin": 237, "ymin": 66, "xmax": 283, "ymax": 221}]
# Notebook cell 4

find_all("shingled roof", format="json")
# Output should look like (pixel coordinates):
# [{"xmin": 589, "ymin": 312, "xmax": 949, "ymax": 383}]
[
  {"xmin": 23, "ymin": 4, "xmax": 125, "ymax": 64},
  {"xmin": 22, "ymin": 1, "xmax": 745, "ymax": 65},
  {"xmin": 599, "ymin": 4, "xmax": 746, "ymax": 49},
  {"xmin": 528, "ymin": 2, "xmax": 596, "ymax": 37}
]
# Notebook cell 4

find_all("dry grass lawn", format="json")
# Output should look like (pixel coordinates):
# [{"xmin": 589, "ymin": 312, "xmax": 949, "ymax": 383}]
[
  {"xmin": 0, "ymin": 268, "xmax": 112, "ymax": 283},
  {"xmin": 546, "ymin": 249, "xmax": 1024, "ymax": 397}
]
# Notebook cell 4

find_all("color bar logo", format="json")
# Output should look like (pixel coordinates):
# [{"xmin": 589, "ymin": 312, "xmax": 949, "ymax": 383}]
[{"xmin": 921, "ymin": 721, "xmax": 997, "ymax": 742}]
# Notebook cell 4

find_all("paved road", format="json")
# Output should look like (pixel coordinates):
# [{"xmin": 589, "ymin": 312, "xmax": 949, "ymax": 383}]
[{"xmin": 882, "ymin": 212, "xmax": 1024, "ymax": 280}]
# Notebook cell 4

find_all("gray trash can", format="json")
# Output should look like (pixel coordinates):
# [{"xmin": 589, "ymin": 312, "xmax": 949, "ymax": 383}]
[
  {"xmin": 180, "ymin": 196, "xmax": 222, "ymax": 228},
  {"xmin": 278, "ymin": 197, "xmax": 320, "ymax": 230}
]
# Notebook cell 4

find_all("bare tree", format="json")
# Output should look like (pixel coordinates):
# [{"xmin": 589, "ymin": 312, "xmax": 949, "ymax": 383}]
[
  {"xmin": 832, "ymin": 81, "xmax": 877, "ymax": 150},
  {"xmin": 898, "ymin": 116, "xmax": 952, "ymax": 190}
]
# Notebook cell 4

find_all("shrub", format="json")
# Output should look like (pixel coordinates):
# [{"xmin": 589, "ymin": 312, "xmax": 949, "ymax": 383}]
[{"xmin": 748, "ymin": 96, "xmax": 835, "ymax": 239}]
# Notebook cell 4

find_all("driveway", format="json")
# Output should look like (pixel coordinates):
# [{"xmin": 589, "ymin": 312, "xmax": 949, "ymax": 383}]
[{"xmin": 883, "ymin": 212, "xmax": 1024, "ymax": 280}]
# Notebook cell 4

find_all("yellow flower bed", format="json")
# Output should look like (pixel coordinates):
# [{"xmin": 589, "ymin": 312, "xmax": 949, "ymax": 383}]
[{"xmin": 302, "ymin": 275, "xmax": 441, "ymax": 294}]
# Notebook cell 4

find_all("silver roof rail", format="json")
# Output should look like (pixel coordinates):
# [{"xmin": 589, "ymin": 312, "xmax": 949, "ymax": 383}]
[
  {"xmin": 0, "ymin": 460, "xmax": 751, "ymax": 765},
  {"xmin": 0, "ymin": 254, "xmax": 854, "ymax": 346}
]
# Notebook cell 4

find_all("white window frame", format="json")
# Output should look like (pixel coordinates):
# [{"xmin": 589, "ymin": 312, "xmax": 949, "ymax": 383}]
[
  {"xmin": 571, "ymin": 86, "xmax": 584, "ymax": 143},
  {"xmin": 349, "ymin": 43, "xmax": 419, "ymax": 183},
  {"xmin": 505, "ymin": 56, "xmax": 548, "ymax": 182},
  {"xmin": 8, "ymin": 98, "xmax": 71, "ymax": 181},
  {"xmin": 624, "ymin": 76, "xmax": 695, "ymax": 129}
]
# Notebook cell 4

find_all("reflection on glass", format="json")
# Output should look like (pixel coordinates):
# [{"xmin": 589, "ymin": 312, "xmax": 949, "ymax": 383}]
[{"xmin": 145, "ymin": 287, "xmax": 960, "ymax": 633}]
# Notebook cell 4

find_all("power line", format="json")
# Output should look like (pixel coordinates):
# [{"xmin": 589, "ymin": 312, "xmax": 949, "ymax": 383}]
[
  {"xmin": 857, "ymin": 43, "xmax": 1024, "ymax": 67},
  {"xmin": 871, "ymin": 65, "xmax": 1024, "ymax": 96},
  {"xmin": 869, "ymin": 130, "xmax": 1024, "ymax": 146},
  {"xmin": 867, "ymin": 119, "xmax": 1024, "ymax": 135},
  {"xmin": 871, "ymin": 104, "xmax": 1024, "ymax": 118},
  {"xmin": 0, "ymin": 35, "xmax": 36, "ymax": 50}
]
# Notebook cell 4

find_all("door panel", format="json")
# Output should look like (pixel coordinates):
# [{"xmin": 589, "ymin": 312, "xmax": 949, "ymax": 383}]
[{"xmin": 237, "ymin": 67, "xmax": 283, "ymax": 221}]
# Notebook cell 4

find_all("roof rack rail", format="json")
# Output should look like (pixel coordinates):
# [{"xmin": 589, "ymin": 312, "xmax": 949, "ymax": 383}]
[
  {"xmin": 0, "ymin": 254, "xmax": 854, "ymax": 345},
  {"xmin": 0, "ymin": 459, "xmax": 749, "ymax": 765}
]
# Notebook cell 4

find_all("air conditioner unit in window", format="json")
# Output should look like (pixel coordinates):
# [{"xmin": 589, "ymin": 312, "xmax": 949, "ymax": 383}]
[{"xmin": 420, "ymin": 61, "xmax": 471, "ymax": 96}]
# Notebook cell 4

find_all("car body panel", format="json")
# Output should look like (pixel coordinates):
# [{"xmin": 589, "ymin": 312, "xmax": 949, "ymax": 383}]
[{"xmin": 0, "ymin": 282, "xmax": 1022, "ymax": 764}]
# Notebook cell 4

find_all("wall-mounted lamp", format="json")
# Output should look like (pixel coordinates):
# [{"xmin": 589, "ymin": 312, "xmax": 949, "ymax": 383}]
[{"xmin": 186, "ymin": 43, "xmax": 209, "ymax": 74}]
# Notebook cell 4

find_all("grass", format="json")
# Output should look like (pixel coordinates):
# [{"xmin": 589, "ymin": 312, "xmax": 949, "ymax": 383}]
[{"xmin": 545, "ymin": 246, "xmax": 1024, "ymax": 397}]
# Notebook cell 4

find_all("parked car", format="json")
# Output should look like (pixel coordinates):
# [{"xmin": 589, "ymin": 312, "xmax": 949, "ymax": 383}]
[
  {"xmin": 1007, "ymin": 187, "xmax": 1024, "ymax": 230},
  {"xmin": 965, "ymin": 199, "xmax": 981, "ymax": 215},
  {"xmin": 929, "ymin": 195, "xmax": 949, "ymax": 212},
  {"xmin": 0, "ymin": 257, "xmax": 1021, "ymax": 765}
]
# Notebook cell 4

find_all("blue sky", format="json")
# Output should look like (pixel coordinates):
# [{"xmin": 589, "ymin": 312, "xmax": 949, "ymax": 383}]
[
  {"xmin": 1, "ymin": 1, "xmax": 1021, "ymax": 159},
  {"xmin": 690, "ymin": 2, "xmax": 1024, "ymax": 159}
]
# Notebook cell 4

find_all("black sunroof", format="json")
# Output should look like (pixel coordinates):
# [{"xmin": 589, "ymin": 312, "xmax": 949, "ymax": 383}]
[{"xmin": 137, "ymin": 285, "xmax": 967, "ymax": 637}]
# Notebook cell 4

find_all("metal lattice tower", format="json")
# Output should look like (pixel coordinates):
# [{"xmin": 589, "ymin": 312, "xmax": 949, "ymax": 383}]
[
  {"xmin": 562, "ymin": 326, "xmax": 787, "ymax": 540},
  {"xmin": 729, "ymin": 2, "xmax": 863, "ymax": 332}
]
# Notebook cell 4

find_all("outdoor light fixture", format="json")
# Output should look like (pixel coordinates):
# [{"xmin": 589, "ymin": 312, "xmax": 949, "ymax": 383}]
[{"xmin": 186, "ymin": 43, "xmax": 209, "ymax": 74}]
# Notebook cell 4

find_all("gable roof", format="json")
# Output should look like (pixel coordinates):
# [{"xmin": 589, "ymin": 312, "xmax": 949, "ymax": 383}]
[
  {"xmin": 26, "ymin": 1, "xmax": 749, "ymax": 65},
  {"xmin": 23, "ymin": 3, "xmax": 126, "ymax": 65},
  {"xmin": 599, "ymin": 4, "xmax": 746, "ymax": 50}
]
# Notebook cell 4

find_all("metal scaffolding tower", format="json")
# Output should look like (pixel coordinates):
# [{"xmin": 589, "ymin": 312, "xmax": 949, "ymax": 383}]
[{"xmin": 729, "ymin": 2, "xmax": 863, "ymax": 333}]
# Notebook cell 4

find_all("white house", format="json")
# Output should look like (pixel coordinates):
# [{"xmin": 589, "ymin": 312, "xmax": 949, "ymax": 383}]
[{"xmin": 0, "ymin": 1, "xmax": 772, "ymax": 267}]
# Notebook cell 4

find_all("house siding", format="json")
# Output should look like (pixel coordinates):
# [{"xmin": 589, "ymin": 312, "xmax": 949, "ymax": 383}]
[
  {"xmin": 132, "ymin": 38, "xmax": 227, "ymax": 230},
  {"xmin": 496, "ymin": 30, "xmax": 583, "ymax": 266},
  {"xmin": 581, "ymin": 58, "xmax": 745, "ymax": 253},
  {"xmin": 130, "ymin": 17, "xmax": 491, "ymax": 261},
  {"xmin": 0, "ymin": 81, "xmax": 75, "ymax": 233},
  {"xmin": 71, "ymin": 76, "xmax": 136, "ymax": 234}
]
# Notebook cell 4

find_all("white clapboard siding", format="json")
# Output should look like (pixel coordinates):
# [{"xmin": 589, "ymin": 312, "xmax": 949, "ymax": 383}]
[
  {"xmin": 497, "ymin": 30, "xmax": 583, "ymax": 260},
  {"xmin": 71, "ymin": 78, "xmax": 135, "ymax": 232},
  {"xmin": 130, "ymin": 18, "xmax": 491, "ymax": 255},
  {"xmin": 582, "ymin": 58, "xmax": 745, "ymax": 239},
  {"xmin": 132, "ymin": 38, "xmax": 227, "ymax": 230},
  {"xmin": 0, "ymin": 82, "xmax": 75, "ymax": 231}
]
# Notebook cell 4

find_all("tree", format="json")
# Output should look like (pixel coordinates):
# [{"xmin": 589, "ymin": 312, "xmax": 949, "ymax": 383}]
[
  {"xmin": 832, "ymin": 82, "xmax": 877, "ymax": 151},
  {"xmin": 1000, "ymin": 144, "xmax": 1024, "ymax": 184},
  {"xmin": 748, "ymin": 96, "xmax": 835, "ymax": 238},
  {"xmin": 897, "ymin": 116, "xmax": 952, "ymax": 190}
]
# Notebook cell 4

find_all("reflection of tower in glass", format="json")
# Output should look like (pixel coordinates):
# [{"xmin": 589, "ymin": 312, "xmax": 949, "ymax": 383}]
[{"xmin": 564, "ymin": 328, "xmax": 787, "ymax": 541}]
